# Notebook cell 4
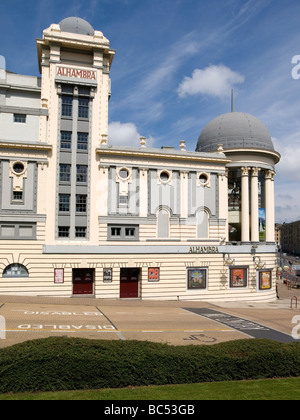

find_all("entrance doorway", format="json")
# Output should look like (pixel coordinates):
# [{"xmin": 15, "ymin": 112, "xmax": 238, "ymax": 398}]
[
  {"xmin": 73, "ymin": 268, "xmax": 95, "ymax": 295},
  {"xmin": 120, "ymin": 268, "xmax": 140, "ymax": 298}
]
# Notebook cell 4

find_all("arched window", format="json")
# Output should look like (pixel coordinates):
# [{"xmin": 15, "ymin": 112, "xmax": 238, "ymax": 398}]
[
  {"xmin": 157, "ymin": 209, "xmax": 170, "ymax": 238},
  {"xmin": 3, "ymin": 264, "xmax": 29, "ymax": 278},
  {"xmin": 197, "ymin": 210, "xmax": 209, "ymax": 239}
]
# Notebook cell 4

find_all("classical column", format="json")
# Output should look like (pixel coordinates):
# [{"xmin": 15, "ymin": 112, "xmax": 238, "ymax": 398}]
[
  {"xmin": 251, "ymin": 167, "xmax": 260, "ymax": 242},
  {"xmin": 265, "ymin": 170, "xmax": 275, "ymax": 242},
  {"xmin": 241, "ymin": 167, "xmax": 250, "ymax": 242}
]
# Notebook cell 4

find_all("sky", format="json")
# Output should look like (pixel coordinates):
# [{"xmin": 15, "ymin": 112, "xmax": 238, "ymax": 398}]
[{"xmin": 1, "ymin": 0, "xmax": 300, "ymax": 224}]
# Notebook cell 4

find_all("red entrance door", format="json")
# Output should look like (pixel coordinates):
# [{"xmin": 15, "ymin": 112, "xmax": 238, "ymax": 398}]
[
  {"xmin": 73, "ymin": 269, "xmax": 94, "ymax": 295},
  {"xmin": 120, "ymin": 268, "xmax": 140, "ymax": 298}
]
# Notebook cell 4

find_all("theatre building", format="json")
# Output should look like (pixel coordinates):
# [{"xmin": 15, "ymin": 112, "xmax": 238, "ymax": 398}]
[{"xmin": 0, "ymin": 18, "xmax": 281, "ymax": 302}]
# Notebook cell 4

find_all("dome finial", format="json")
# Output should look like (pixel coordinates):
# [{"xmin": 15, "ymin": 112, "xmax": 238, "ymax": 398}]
[{"xmin": 231, "ymin": 89, "xmax": 234, "ymax": 113}]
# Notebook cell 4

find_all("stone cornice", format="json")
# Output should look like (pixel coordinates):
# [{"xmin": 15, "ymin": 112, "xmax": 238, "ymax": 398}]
[
  {"xmin": 0, "ymin": 141, "xmax": 52, "ymax": 152},
  {"xmin": 96, "ymin": 146, "xmax": 231, "ymax": 165}
]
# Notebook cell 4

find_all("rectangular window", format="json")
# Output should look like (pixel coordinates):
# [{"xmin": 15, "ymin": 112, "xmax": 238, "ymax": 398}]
[
  {"xmin": 59, "ymin": 164, "xmax": 71, "ymax": 182},
  {"xmin": 108, "ymin": 225, "xmax": 139, "ymax": 241},
  {"xmin": 14, "ymin": 114, "xmax": 26, "ymax": 123},
  {"xmin": 187, "ymin": 268, "xmax": 207, "ymax": 290},
  {"xmin": 111, "ymin": 227, "xmax": 121, "ymax": 237},
  {"xmin": 119, "ymin": 196, "xmax": 128, "ymax": 205},
  {"xmin": 58, "ymin": 227, "xmax": 70, "ymax": 238},
  {"xmin": 230, "ymin": 267, "xmax": 248, "ymax": 288},
  {"xmin": 0, "ymin": 223, "xmax": 36, "ymax": 240},
  {"xmin": 75, "ymin": 227, "xmax": 87, "ymax": 238},
  {"xmin": 125, "ymin": 227, "xmax": 136, "ymax": 237},
  {"xmin": 61, "ymin": 131, "xmax": 72, "ymax": 150},
  {"xmin": 77, "ymin": 132, "xmax": 88, "ymax": 151},
  {"xmin": 62, "ymin": 95, "xmax": 73, "ymax": 117},
  {"xmin": 78, "ymin": 98, "xmax": 89, "ymax": 119},
  {"xmin": 59, "ymin": 194, "xmax": 70, "ymax": 212},
  {"xmin": 12, "ymin": 191, "xmax": 23, "ymax": 201},
  {"xmin": 76, "ymin": 194, "xmax": 87, "ymax": 213},
  {"xmin": 76, "ymin": 165, "xmax": 88, "ymax": 183}
]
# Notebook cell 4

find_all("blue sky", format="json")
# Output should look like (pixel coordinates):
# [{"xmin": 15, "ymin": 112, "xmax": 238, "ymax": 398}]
[{"xmin": 1, "ymin": 0, "xmax": 300, "ymax": 223}]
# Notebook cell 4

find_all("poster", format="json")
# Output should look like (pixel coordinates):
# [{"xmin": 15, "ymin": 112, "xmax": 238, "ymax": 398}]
[
  {"xmin": 148, "ymin": 268, "xmax": 160, "ymax": 282},
  {"xmin": 54, "ymin": 268, "xmax": 64, "ymax": 284},
  {"xmin": 259, "ymin": 208, "xmax": 266, "ymax": 241},
  {"xmin": 103, "ymin": 268, "xmax": 113, "ymax": 283},
  {"xmin": 259, "ymin": 270, "xmax": 272, "ymax": 290},
  {"xmin": 230, "ymin": 268, "xmax": 247, "ymax": 288},
  {"xmin": 187, "ymin": 269, "xmax": 207, "ymax": 290}
]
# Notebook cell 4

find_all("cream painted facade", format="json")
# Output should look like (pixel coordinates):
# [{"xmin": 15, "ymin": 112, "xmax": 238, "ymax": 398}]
[{"xmin": 0, "ymin": 18, "xmax": 280, "ymax": 302}]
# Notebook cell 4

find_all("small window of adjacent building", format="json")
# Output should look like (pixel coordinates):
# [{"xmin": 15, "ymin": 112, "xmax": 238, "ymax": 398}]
[
  {"xmin": 77, "ymin": 132, "xmax": 88, "ymax": 151},
  {"xmin": 3, "ymin": 263, "xmax": 29, "ymax": 278},
  {"xmin": 62, "ymin": 95, "xmax": 73, "ymax": 117},
  {"xmin": 14, "ymin": 114, "xmax": 26, "ymax": 123},
  {"xmin": 60, "ymin": 131, "xmax": 72, "ymax": 150},
  {"xmin": 58, "ymin": 226, "xmax": 70, "ymax": 238}
]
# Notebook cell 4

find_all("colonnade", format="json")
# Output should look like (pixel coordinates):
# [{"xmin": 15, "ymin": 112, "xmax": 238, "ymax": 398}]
[{"xmin": 240, "ymin": 167, "xmax": 275, "ymax": 243}]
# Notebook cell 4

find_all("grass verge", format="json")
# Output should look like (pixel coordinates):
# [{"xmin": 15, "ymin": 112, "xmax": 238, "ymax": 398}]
[{"xmin": 0, "ymin": 378, "xmax": 300, "ymax": 400}]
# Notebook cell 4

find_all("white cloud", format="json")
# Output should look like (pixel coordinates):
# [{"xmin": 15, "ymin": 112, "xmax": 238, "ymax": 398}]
[
  {"xmin": 273, "ymin": 136, "xmax": 300, "ymax": 181},
  {"xmin": 177, "ymin": 64, "xmax": 245, "ymax": 99},
  {"xmin": 0, "ymin": 55, "xmax": 6, "ymax": 80},
  {"xmin": 108, "ymin": 121, "xmax": 155, "ymax": 147}
]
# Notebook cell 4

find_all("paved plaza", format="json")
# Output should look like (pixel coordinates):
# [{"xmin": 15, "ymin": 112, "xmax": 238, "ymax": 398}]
[{"xmin": 0, "ymin": 282, "xmax": 299, "ymax": 348}]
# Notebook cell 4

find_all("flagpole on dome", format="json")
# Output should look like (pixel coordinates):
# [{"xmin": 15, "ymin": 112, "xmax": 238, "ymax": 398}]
[{"xmin": 231, "ymin": 89, "xmax": 234, "ymax": 113}]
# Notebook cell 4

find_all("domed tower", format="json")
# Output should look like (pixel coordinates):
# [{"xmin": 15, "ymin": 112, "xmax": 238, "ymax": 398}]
[{"xmin": 196, "ymin": 112, "xmax": 281, "ymax": 243}]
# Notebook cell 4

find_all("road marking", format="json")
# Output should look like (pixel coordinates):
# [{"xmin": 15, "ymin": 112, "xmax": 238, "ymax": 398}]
[{"xmin": 2, "ymin": 327, "xmax": 233, "ymax": 334}]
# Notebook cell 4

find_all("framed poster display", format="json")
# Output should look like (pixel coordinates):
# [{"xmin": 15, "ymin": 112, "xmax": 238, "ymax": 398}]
[
  {"xmin": 230, "ymin": 267, "xmax": 248, "ymax": 288},
  {"xmin": 54, "ymin": 268, "xmax": 64, "ymax": 284},
  {"xmin": 187, "ymin": 268, "xmax": 207, "ymax": 290},
  {"xmin": 259, "ymin": 270, "xmax": 272, "ymax": 290},
  {"xmin": 148, "ymin": 268, "xmax": 160, "ymax": 282},
  {"xmin": 103, "ymin": 268, "xmax": 113, "ymax": 283}
]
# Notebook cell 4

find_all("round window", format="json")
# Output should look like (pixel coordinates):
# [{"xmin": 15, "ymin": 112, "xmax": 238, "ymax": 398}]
[
  {"xmin": 199, "ymin": 173, "xmax": 208, "ymax": 184},
  {"xmin": 119, "ymin": 168, "xmax": 130, "ymax": 180},
  {"xmin": 160, "ymin": 171, "xmax": 170, "ymax": 183},
  {"xmin": 13, "ymin": 162, "xmax": 25, "ymax": 175}
]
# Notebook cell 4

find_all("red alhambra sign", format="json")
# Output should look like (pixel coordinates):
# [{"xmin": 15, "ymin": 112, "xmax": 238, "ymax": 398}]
[{"xmin": 57, "ymin": 66, "xmax": 96, "ymax": 80}]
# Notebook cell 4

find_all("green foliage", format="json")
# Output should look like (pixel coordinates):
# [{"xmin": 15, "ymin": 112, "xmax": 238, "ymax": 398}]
[{"xmin": 0, "ymin": 337, "xmax": 299, "ymax": 393}]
